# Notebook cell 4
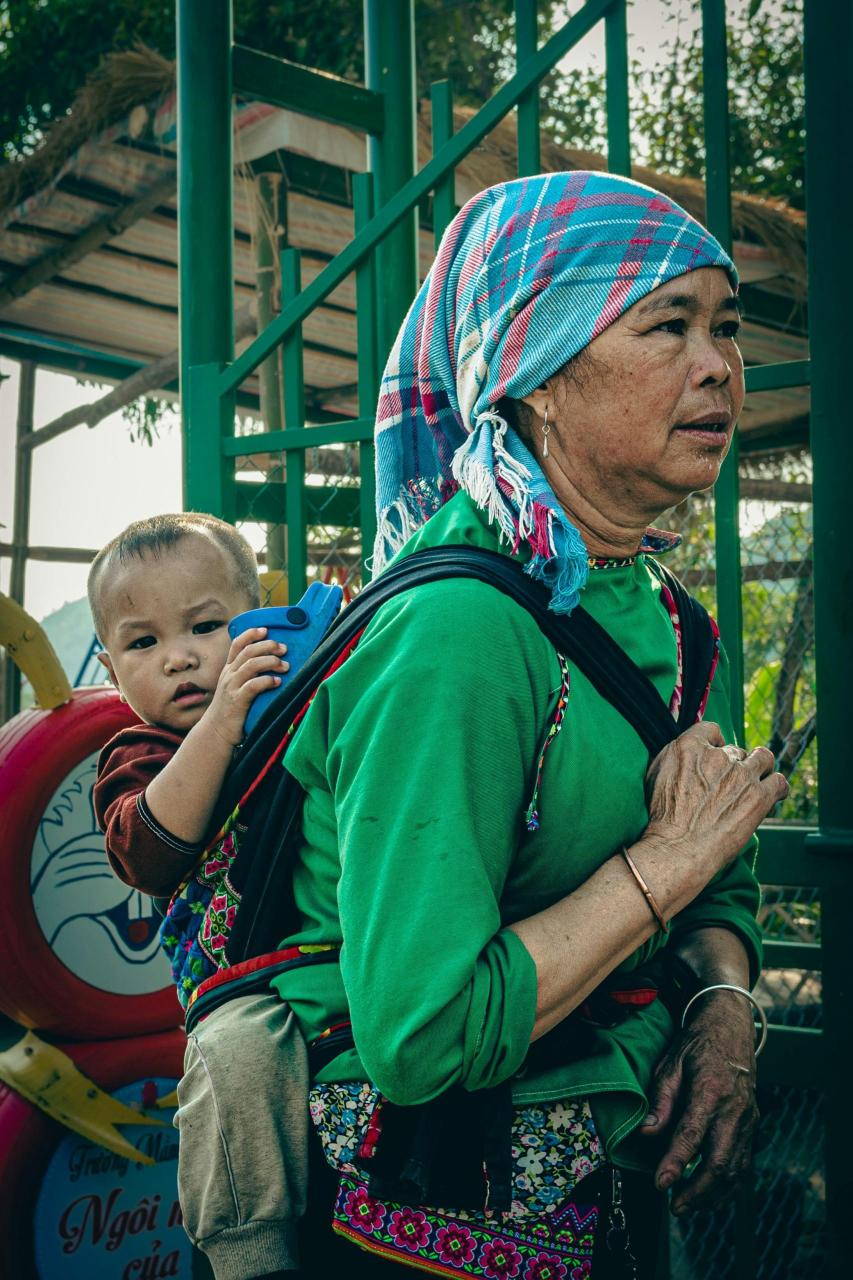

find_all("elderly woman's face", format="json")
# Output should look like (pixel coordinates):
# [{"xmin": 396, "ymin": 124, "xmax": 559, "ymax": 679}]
[{"xmin": 532, "ymin": 266, "xmax": 745, "ymax": 512}]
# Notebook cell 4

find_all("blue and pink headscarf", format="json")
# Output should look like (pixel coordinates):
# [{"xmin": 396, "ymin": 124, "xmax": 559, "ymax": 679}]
[{"xmin": 373, "ymin": 170, "xmax": 736, "ymax": 613}]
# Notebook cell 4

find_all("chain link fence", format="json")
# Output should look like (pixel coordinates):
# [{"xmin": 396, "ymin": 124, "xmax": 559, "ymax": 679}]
[
  {"xmin": 662, "ymin": 445, "xmax": 815, "ymax": 820},
  {"xmin": 662, "ymin": 445, "xmax": 822, "ymax": 1276},
  {"xmin": 233, "ymin": 429, "xmax": 364, "ymax": 606}
]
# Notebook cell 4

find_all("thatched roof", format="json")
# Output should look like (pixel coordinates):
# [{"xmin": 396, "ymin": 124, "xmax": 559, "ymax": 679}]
[
  {"xmin": 0, "ymin": 46, "xmax": 174, "ymax": 216},
  {"xmin": 0, "ymin": 44, "xmax": 809, "ymax": 447},
  {"xmin": 447, "ymin": 104, "xmax": 806, "ymax": 291}
]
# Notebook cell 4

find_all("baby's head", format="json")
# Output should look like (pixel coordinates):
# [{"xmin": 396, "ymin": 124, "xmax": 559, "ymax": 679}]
[{"xmin": 89, "ymin": 513, "xmax": 260, "ymax": 731}]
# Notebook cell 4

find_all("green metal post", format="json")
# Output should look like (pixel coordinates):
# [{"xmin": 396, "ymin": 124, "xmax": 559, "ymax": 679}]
[
  {"xmin": 281, "ymin": 248, "xmax": 307, "ymax": 601},
  {"xmin": 177, "ymin": 0, "xmax": 235, "ymax": 515},
  {"xmin": 255, "ymin": 173, "xmax": 287, "ymax": 573},
  {"xmin": 431, "ymin": 81, "xmax": 456, "ymax": 251},
  {"xmin": 354, "ymin": 173, "xmax": 378, "ymax": 581},
  {"xmin": 222, "ymin": 0, "xmax": 620, "ymax": 394},
  {"xmin": 604, "ymin": 0, "xmax": 630, "ymax": 176},
  {"xmin": 702, "ymin": 0, "xmax": 744, "ymax": 741},
  {"xmin": 364, "ymin": 0, "xmax": 418, "ymax": 359},
  {"xmin": 803, "ymin": 2, "xmax": 853, "ymax": 1274},
  {"xmin": 255, "ymin": 175, "xmax": 285, "ymax": 436},
  {"xmin": 185, "ymin": 364, "xmax": 235, "ymax": 519},
  {"xmin": 515, "ymin": 0, "xmax": 541, "ymax": 176},
  {"xmin": 3, "ymin": 360, "xmax": 36, "ymax": 719}
]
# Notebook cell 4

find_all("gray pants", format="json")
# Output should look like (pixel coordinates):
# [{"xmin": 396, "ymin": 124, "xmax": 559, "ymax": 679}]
[{"xmin": 174, "ymin": 992, "xmax": 309, "ymax": 1280}]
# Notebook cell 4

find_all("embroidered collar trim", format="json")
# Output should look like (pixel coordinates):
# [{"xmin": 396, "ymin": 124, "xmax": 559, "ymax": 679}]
[{"xmin": 587, "ymin": 527, "xmax": 682, "ymax": 569}]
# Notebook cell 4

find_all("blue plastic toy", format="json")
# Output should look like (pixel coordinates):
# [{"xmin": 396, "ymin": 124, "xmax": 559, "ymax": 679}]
[{"xmin": 228, "ymin": 580, "xmax": 344, "ymax": 735}]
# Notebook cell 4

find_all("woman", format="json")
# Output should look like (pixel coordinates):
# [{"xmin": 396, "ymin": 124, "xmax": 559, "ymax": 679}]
[{"xmin": 273, "ymin": 171, "xmax": 787, "ymax": 1280}]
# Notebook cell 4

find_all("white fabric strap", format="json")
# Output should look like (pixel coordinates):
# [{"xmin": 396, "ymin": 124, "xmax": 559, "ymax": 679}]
[{"xmin": 680, "ymin": 982, "xmax": 769, "ymax": 1058}]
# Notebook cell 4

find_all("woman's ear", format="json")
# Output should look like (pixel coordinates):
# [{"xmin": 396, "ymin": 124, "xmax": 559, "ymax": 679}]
[{"xmin": 516, "ymin": 380, "xmax": 552, "ymax": 425}]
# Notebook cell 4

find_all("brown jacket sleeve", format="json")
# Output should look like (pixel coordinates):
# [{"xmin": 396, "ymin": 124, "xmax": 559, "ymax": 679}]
[{"xmin": 94, "ymin": 725, "xmax": 203, "ymax": 897}]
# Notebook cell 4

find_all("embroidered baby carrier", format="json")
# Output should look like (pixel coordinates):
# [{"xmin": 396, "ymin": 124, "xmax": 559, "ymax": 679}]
[{"xmin": 159, "ymin": 545, "xmax": 718, "ymax": 1023}]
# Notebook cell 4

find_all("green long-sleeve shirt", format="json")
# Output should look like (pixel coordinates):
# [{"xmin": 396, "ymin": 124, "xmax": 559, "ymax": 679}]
[{"xmin": 272, "ymin": 491, "xmax": 762, "ymax": 1167}]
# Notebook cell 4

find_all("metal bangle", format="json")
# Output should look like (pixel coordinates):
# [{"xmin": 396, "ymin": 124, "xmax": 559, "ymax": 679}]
[
  {"xmin": 680, "ymin": 982, "xmax": 769, "ymax": 1058},
  {"xmin": 620, "ymin": 845, "xmax": 670, "ymax": 934}
]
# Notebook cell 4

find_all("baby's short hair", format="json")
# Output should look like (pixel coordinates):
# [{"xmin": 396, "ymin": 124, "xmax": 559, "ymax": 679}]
[{"xmin": 88, "ymin": 512, "xmax": 260, "ymax": 641}]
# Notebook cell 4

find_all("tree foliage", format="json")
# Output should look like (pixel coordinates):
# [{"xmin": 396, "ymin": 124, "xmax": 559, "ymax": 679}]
[
  {"xmin": 544, "ymin": 0, "xmax": 805, "ymax": 208},
  {"xmin": 0, "ymin": 0, "xmax": 564, "ymax": 159},
  {"xmin": 1, "ymin": 1, "xmax": 805, "ymax": 213}
]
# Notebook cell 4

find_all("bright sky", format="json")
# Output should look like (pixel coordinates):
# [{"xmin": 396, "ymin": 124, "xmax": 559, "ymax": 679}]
[{"xmin": 0, "ymin": 364, "xmax": 183, "ymax": 620}]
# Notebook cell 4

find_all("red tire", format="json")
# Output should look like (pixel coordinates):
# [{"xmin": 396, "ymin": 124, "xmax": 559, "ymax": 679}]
[
  {"xmin": 0, "ymin": 688, "xmax": 182, "ymax": 1038},
  {"xmin": 0, "ymin": 1029, "xmax": 189, "ymax": 1279}
]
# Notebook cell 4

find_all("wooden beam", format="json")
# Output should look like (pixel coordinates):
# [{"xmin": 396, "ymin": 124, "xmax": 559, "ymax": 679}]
[
  {"xmin": 21, "ymin": 306, "xmax": 255, "ymax": 451},
  {"xmin": 739, "ymin": 478, "xmax": 812, "ymax": 503},
  {"xmin": 680, "ymin": 559, "xmax": 811, "ymax": 589},
  {"xmin": 0, "ymin": 172, "xmax": 176, "ymax": 308},
  {"xmin": 0, "ymin": 543, "xmax": 96, "ymax": 564}
]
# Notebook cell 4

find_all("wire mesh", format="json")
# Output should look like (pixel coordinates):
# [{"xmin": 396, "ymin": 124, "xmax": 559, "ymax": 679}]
[
  {"xmin": 233, "ymin": 430, "xmax": 364, "ymax": 606},
  {"xmin": 671, "ymin": 891, "xmax": 823, "ymax": 1278},
  {"xmin": 660, "ymin": 446, "xmax": 815, "ymax": 821},
  {"xmin": 669, "ymin": 1080, "xmax": 825, "ymax": 1280},
  {"xmin": 659, "ymin": 445, "xmax": 822, "ymax": 1275},
  {"xmin": 739, "ymin": 449, "xmax": 815, "ymax": 823}
]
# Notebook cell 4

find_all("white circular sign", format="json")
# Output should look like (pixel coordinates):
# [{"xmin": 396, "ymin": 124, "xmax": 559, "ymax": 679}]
[
  {"xmin": 30, "ymin": 752, "xmax": 172, "ymax": 996},
  {"xmin": 34, "ymin": 1076, "xmax": 191, "ymax": 1278}
]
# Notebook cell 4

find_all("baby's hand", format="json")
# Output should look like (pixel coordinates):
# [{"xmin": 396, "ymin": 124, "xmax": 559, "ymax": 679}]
[{"xmin": 206, "ymin": 628, "xmax": 289, "ymax": 746}]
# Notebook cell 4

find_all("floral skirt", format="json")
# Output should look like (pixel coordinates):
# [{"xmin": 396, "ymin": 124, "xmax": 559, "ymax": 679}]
[{"xmin": 309, "ymin": 1082, "xmax": 605, "ymax": 1278}]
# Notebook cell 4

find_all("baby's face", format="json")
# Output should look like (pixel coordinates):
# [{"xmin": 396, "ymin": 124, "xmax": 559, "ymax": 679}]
[{"xmin": 98, "ymin": 534, "xmax": 252, "ymax": 732}]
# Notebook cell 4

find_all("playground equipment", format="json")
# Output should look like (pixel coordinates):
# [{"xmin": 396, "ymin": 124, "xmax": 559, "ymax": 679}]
[
  {"xmin": 0, "ymin": 1029, "xmax": 188, "ymax": 1279},
  {"xmin": 0, "ymin": 596, "xmax": 188, "ymax": 1274},
  {"xmin": 0, "ymin": 593, "xmax": 180, "ymax": 1038}
]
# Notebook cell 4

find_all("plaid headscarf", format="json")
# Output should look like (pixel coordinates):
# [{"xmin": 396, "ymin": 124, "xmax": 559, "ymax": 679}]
[{"xmin": 373, "ymin": 170, "xmax": 736, "ymax": 613}]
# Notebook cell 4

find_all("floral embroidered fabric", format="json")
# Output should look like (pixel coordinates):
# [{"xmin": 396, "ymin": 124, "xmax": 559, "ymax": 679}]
[
  {"xmin": 332, "ymin": 1170, "xmax": 598, "ymax": 1279},
  {"xmin": 160, "ymin": 826, "xmax": 244, "ymax": 1007},
  {"xmin": 310, "ymin": 1084, "xmax": 603, "ymax": 1219},
  {"xmin": 311, "ymin": 1082, "xmax": 604, "ymax": 1277}
]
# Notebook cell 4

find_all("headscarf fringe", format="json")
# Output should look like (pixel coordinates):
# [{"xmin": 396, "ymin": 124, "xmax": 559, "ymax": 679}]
[
  {"xmin": 449, "ymin": 410, "xmax": 588, "ymax": 613},
  {"xmin": 373, "ymin": 497, "xmax": 423, "ymax": 574},
  {"xmin": 451, "ymin": 410, "xmax": 533, "ymax": 548}
]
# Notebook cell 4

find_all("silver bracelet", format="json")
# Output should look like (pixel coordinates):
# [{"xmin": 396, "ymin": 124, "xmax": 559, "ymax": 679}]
[{"xmin": 680, "ymin": 983, "xmax": 769, "ymax": 1058}]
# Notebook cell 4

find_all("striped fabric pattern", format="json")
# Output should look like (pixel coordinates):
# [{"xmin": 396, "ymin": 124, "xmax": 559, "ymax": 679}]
[{"xmin": 373, "ymin": 170, "xmax": 735, "ymax": 614}]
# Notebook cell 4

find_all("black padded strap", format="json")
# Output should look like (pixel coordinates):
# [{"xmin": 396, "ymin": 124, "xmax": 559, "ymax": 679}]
[{"xmin": 222, "ymin": 546, "xmax": 691, "ymax": 817}]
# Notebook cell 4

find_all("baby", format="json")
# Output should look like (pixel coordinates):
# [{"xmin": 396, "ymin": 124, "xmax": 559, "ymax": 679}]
[{"xmin": 91, "ymin": 512, "xmax": 305, "ymax": 1280}]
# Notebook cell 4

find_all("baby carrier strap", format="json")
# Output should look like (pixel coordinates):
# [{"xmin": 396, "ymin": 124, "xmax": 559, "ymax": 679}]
[
  {"xmin": 218, "ymin": 545, "xmax": 715, "ymax": 847},
  {"xmin": 649, "ymin": 559, "xmax": 719, "ymax": 730},
  {"xmin": 216, "ymin": 546, "xmax": 714, "ymax": 965}
]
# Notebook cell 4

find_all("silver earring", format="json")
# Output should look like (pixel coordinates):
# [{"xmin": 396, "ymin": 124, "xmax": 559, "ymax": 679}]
[{"xmin": 542, "ymin": 406, "xmax": 551, "ymax": 458}]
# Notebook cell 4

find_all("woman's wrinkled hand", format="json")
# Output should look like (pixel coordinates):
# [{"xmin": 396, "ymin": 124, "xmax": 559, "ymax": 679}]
[
  {"xmin": 644, "ymin": 721, "xmax": 788, "ymax": 879},
  {"xmin": 639, "ymin": 990, "xmax": 760, "ymax": 1214}
]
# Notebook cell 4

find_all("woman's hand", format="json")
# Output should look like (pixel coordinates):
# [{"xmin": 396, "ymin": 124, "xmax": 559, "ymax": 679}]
[
  {"xmin": 206, "ymin": 627, "xmax": 289, "ymax": 747},
  {"xmin": 640, "ymin": 988, "xmax": 759, "ymax": 1214},
  {"xmin": 644, "ymin": 721, "xmax": 788, "ymax": 884}
]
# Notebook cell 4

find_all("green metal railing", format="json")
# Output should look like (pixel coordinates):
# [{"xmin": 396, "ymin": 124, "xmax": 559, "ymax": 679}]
[{"xmin": 177, "ymin": 2, "xmax": 850, "ymax": 1274}]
